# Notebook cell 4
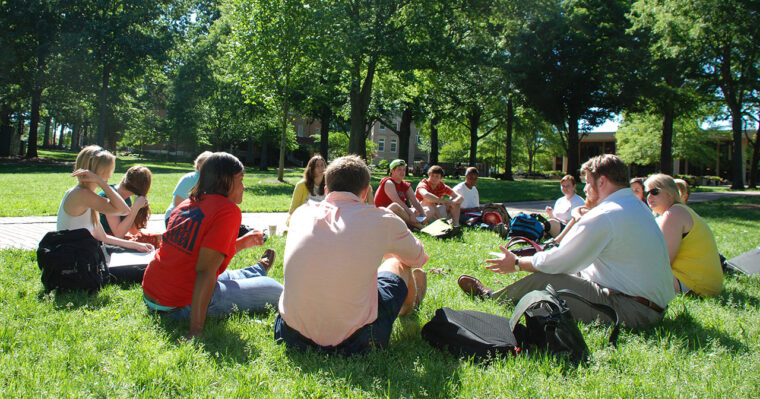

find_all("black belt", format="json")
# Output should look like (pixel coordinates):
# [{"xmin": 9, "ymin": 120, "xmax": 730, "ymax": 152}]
[{"xmin": 621, "ymin": 294, "xmax": 665, "ymax": 313}]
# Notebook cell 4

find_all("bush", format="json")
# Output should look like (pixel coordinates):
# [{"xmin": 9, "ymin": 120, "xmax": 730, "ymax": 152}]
[{"xmin": 377, "ymin": 159, "xmax": 389, "ymax": 171}]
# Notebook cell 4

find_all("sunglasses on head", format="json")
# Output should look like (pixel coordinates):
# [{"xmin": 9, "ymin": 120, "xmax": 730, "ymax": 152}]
[{"xmin": 645, "ymin": 188, "xmax": 660, "ymax": 196}]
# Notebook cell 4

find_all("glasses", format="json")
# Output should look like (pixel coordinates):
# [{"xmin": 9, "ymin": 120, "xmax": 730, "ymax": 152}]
[{"xmin": 645, "ymin": 188, "xmax": 660, "ymax": 196}]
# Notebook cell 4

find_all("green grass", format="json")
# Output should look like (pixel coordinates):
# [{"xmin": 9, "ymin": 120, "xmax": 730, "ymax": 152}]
[
  {"xmin": 0, "ymin": 150, "xmax": 567, "ymax": 217},
  {"xmin": 1, "ymin": 196, "xmax": 759, "ymax": 397}
]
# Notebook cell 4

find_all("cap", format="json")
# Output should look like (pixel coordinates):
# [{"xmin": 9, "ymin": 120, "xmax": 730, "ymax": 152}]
[{"xmin": 389, "ymin": 159, "xmax": 406, "ymax": 170}]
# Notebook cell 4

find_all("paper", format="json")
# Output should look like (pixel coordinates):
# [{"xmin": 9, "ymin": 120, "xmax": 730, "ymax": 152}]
[
  {"xmin": 416, "ymin": 216, "xmax": 426, "ymax": 223},
  {"xmin": 109, "ymin": 251, "xmax": 155, "ymax": 268}
]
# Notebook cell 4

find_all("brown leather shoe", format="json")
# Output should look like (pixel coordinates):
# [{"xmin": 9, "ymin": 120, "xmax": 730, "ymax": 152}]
[
  {"xmin": 457, "ymin": 275, "xmax": 493, "ymax": 299},
  {"xmin": 259, "ymin": 248, "xmax": 276, "ymax": 273}
]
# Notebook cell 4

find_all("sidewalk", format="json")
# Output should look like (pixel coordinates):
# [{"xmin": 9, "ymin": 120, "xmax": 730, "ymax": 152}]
[{"xmin": 1, "ymin": 190, "xmax": 757, "ymax": 251}]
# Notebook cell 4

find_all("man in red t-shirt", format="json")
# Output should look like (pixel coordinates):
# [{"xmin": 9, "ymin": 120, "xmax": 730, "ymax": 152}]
[
  {"xmin": 373, "ymin": 159, "xmax": 426, "ymax": 230},
  {"xmin": 415, "ymin": 165, "xmax": 463, "ymax": 227}
]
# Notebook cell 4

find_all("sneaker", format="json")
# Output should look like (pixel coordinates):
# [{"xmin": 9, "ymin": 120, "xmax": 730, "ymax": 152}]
[{"xmin": 493, "ymin": 222, "xmax": 509, "ymax": 239}]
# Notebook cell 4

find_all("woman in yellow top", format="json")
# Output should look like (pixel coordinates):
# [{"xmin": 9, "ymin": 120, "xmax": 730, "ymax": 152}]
[
  {"xmin": 644, "ymin": 174, "xmax": 722, "ymax": 297},
  {"xmin": 287, "ymin": 155, "xmax": 327, "ymax": 226}
]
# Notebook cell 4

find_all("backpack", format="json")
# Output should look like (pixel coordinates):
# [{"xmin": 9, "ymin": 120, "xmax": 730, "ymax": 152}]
[
  {"xmin": 421, "ymin": 285, "xmax": 619, "ymax": 363},
  {"xmin": 510, "ymin": 285, "xmax": 620, "ymax": 364},
  {"xmin": 481, "ymin": 203, "xmax": 511, "ymax": 226},
  {"xmin": 420, "ymin": 218, "xmax": 462, "ymax": 239},
  {"xmin": 508, "ymin": 213, "xmax": 545, "ymax": 242},
  {"xmin": 507, "ymin": 236, "xmax": 558, "ymax": 257},
  {"xmin": 37, "ymin": 228, "xmax": 111, "ymax": 293},
  {"xmin": 421, "ymin": 307, "xmax": 519, "ymax": 360}
]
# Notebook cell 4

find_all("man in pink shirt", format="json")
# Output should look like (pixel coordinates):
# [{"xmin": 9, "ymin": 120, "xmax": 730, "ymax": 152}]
[{"xmin": 275, "ymin": 155, "xmax": 428, "ymax": 355}]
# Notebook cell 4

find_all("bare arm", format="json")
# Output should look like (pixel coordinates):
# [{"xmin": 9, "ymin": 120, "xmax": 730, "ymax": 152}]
[
  {"xmin": 485, "ymin": 245, "xmax": 539, "ymax": 274},
  {"xmin": 418, "ymin": 187, "xmax": 445, "ymax": 204},
  {"xmin": 384, "ymin": 180, "xmax": 413, "ymax": 215},
  {"xmin": 91, "ymin": 221, "xmax": 153, "ymax": 252},
  {"xmin": 406, "ymin": 187, "xmax": 426, "ymax": 216},
  {"xmin": 65, "ymin": 170, "xmax": 130, "ymax": 217},
  {"xmin": 188, "ymin": 247, "xmax": 225, "ymax": 338},
  {"xmin": 235, "ymin": 229, "xmax": 265, "ymax": 254},
  {"xmin": 105, "ymin": 196, "xmax": 148, "ymax": 238}
]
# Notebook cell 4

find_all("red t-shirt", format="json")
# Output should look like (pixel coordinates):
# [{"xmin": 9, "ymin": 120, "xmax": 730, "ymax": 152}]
[
  {"xmin": 415, "ymin": 178, "xmax": 454, "ymax": 202},
  {"xmin": 142, "ymin": 194, "xmax": 240, "ymax": 307},
  {"xmin": 374, "ymin": 176, "xmax": 412, "ymax": 208}
]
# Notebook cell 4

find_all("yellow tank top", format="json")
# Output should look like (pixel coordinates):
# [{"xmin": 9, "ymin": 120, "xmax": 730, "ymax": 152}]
[{"xmin": 670, "ymin": 204, "xmax": 722, "ymax": 297}]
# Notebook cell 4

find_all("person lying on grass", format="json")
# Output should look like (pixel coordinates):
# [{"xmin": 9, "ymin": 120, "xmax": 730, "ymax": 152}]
[
  {"xmin": 276, "ymin": 155, "xmax": 428, "ymax": 355},
  {"xmin": 415, "ymin": 165, "xmax": 464, "ymax": 228},
  {"xmin": 374, "ymin": 159, "xmax": 427, "ymax": 231},
  {"xmin": 98, "ymin": 165, "xmax": 161, "ymax": 248},
  {"xmin": 56, "ymin": 145, "xmax": 153, "ymax": 253},
  {"xmin": 645, "ymin": 174, "xmax": 722, "ymax": 297},
  {"xmin": 459, "ymin": 154, "xmax": 675, "ymax": 328},
  {"xmin": 142, "ymin": 152, "xmax": 283, "ymax": 338}
]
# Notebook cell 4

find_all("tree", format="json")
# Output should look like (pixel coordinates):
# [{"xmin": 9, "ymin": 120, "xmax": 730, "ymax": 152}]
[
  {"xmin": 228, "ymin": 0, "xmax": 314, "ymax": 181},
  {"xmin": 505, "ymin": 0, "xmax": 640, "ymax": 178}
]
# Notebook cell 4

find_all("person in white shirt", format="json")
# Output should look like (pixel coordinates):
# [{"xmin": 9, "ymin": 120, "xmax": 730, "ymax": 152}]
[
  {"xmin": 458, "ymin": 154, "xmax": 675, "ymax": 328},
  {"xmin": 452, "ymin": 167, "xmax": 482, "ymax": 224},
  {"xmin": 545, "ymin": 174, "xmax": 585, "ymax": 237}
]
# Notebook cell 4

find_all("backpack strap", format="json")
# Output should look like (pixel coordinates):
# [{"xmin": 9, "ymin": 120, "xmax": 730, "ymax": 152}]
[
  {"xmin": 556, "ymin": 289, "xmax": 621, "ymax": 347},
  {"xmin": 508, "ymin": 289, "xmax": 562, "ymax": 331}
]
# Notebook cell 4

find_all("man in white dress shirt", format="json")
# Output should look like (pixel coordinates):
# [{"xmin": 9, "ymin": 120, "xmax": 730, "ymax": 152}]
[{"xmin": 458, "ymin": 154, "xmax": 675, "ymax": 327}]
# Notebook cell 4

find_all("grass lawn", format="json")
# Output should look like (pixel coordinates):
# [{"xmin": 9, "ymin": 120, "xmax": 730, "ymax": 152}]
[
  {"xmin": 1, "ymin": 196, "xmax": 759, "ymax": 397},
  {"xmin": 1, "ymin": 150, "xmax": 571, "ymax": 217}
]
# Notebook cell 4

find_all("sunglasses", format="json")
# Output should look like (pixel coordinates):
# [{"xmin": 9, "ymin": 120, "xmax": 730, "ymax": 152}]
[{"xmin": 645, "ymin": 188, "xmax": 660, "ymax": 196}]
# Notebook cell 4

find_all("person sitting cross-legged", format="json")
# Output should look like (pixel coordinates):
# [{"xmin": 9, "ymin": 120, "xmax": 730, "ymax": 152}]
[
  {"xmin": 458, "ymin": 154, "xmax": 675, "ymax": 328},
  {"xmin": 415, "ymin": 165, "xmax": 463, "ymax": 227},
  {"xmin": 374, "ymin": 159, "xmax": 427, "ymax": 230},
  {"xmin": 452, "ymin": 166, "xmax": 483, "ymax": 224},
  {"xmin": 275, "ymin": 155, "xmax": 428, "ymax": 355}
]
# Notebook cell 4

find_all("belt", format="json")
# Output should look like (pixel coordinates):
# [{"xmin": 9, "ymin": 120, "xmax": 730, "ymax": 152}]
[{"xmin": 621, "ymin": 294, "xmax": 665, "ymax": 313}]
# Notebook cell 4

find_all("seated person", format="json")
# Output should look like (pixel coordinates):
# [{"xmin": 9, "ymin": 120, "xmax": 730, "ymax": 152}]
[
  {"xmin": 99, "ymin": 165, "xmax": 161, "ymax": 247},
  {"xmin": 674, "ymin": 178, "xmax": 690, "ymax": 203},
  {"xmin": 644, "ymin": 174, "xmax": 722, "ymax": 297},
  {"xmin": 374, "ymin": 159, "xmax": 426, "ymax": 230},
  {"xmin": 545, "ymin": 174, "xmax": 585, "ymax": 237},
  {"xmin": 286, "ymin": 155, "xmax": 326, "ymax": 227},
  {"xmin": 142, "ymin": 152, "xmax": 283, "ymax": 338},
  {"xmin": 453, "ymin": 167, "xmax": 482, "ymax": 224},
  {"xmin": 164, "ymin": 151, "xmax": 213, "ymax": 226},
  {"xmin": 630, "ymin": 177, "xmax": 646, "ymax": 203},
  {"xmin": 458, "ymin": 155, "xmax": 675, "ymax": 328},
  {"xmin": 415, "ymin": 165, "xmax": 463, "ymax": 227},
  {"xmin": 57, "ymin": 145, "xmax": 153, "ymax": 254},
  {"xmin": 275, "ymin": 155, "xmax": 428, "ymax": 355}
]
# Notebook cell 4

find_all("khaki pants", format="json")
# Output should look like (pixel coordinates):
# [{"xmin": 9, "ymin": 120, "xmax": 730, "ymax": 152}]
[{"xmin": 492, "ymin": 273, "xmax": 665, "ymax": 328}]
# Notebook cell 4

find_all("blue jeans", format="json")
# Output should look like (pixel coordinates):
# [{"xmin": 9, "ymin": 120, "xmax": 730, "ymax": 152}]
[
  {"xmin": 274, "ymin": 271, "xmax": 408, "ymax": 356},
  {"xmin": 164, "ymin": 263, "xmax": 283, "ymax": 320}
]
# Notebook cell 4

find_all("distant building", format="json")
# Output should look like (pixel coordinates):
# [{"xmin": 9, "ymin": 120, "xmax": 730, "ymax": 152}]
[{"xmin": 368, "ymin": 118, "xmax": 428, "ymax": 166}]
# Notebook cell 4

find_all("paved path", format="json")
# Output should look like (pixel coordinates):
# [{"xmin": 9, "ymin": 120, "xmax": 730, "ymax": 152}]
[{"xmin": 2, "ymin": 190, "xmax": 758, "ymax": 251}]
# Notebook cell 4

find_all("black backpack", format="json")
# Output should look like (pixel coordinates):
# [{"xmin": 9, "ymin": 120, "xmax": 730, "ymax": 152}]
[
  {"xmin": 37, "ymin": 228, "xmax": 111, "ymax": 293},
  {"xmin": 421, "ymin": 285, "xmax": 619, "ymax": 363}
]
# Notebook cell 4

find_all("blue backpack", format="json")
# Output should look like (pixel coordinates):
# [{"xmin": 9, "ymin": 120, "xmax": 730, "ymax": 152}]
[{"xmin": 508, "ymin": 213, "xmax": 545, "ymax": 242}]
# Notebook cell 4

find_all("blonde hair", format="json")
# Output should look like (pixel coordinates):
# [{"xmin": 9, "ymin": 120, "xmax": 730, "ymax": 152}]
[
  {"xmin": 674, "ymin": 178, "xmax": 689, "ymax": 202},
  {"xmin": 194, "ymin": 151, "xmax": 213, "ymax": 171},
  {"xmin": 644, "ymin": 173, "xmax": 682, "ymax": 204},
  {"xmin": 74, "ymin": 145, "xmax": 116, "ymax": 224}
]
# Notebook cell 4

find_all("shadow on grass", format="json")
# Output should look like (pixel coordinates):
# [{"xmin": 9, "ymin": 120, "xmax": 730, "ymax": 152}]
[
  {"xmin": 40, "ymin": 289, "xmax": 115, "ymax": 310},
  {"xmin": 639, "ymin": 308, "xmax": 748, "ymax": 353},
  {"xmin": 151, "ymin": 311, "xmax": 264, "ymax": 365},
  {"xmin": 716, "ymin": 286, "xmax": 760, "ymax": 310}
]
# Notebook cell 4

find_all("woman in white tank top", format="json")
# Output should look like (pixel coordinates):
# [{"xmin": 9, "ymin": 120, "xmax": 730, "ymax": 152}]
[{"xmin": 56, "ymin": 145, "xmax": 153, "ymax": 253}]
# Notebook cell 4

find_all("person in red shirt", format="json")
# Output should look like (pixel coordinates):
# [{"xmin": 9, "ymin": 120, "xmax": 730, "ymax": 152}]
[
  {"xmin": 415, "ymin": 165, "xmax": 463, "ymax": 227},
  {"xmin": 142, "ymin": 152, "xmax": 283, "ymax": 338},
  {"xmin": 373, "ymin": 159, "xmax": 426, "ymax": 230}
]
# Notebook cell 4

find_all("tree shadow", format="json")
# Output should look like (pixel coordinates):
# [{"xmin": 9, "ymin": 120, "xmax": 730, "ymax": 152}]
[
  {"xmin": 638, "ymin": 309, "xmax": 748, "ymax": 353},
  {"xmin": 39, "ymin": 288, "xmax": 115, "ymax": 310}
]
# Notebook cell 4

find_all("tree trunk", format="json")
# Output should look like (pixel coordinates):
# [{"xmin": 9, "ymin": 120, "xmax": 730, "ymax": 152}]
[
  {"xmin": 97, "ymin": 65, "xmax": 111, "ymax": 147},
  {"xmin": 71, "ymin": 123, "xmax": 82, "ymax": 152},
  {"xmin": 567, "ymin": 117, "xmax": 580, "ymax": 180},
  {"xmin": 15, "ymin": 111, "xmax": 23, "ymax": 156},
  {"xmin": 278, "ymin": 102, "xmax": 289, "ymax": 182},
  {"xmin": 468, "ymin": 110, "xmax": 481, "ymax": 166},
  {"xmin": 319, "ymin": 105, "xmax": 331, "ymax": 160},
  {"xmin": 398, "ymin": 106, "xmax": 413, "ymax": 163},
  {"xmin": 729, "ymin": 104, "xmax": 745, "ymax": 189},
  {"xmin": 429, "ymin": 112, "xmax": 439, "ymax": 165},
  {"xmin": 26, "ymin": 88, "xmax": 43, "ymax": 158},
  {"xmin": 504, "ymin": 96, "xmax": 514, "ymax": 180},
  {"xmin": 748, "ymin": 116, "xmax": 760, "ymax": 189},
  {"xmin": 259, "ymin": 139, "xmax": 269, "ymax": 171},
  {"xmin": 348, "ymin": 57, "xmax": 376, "ymax": 158},
  {"xmin": 659, "ymin": 103, "xmax": 674, "ymax": 175},
  {"xmin": 0, "ymin": 103, "xmax": 11, "ymax": 156},
  {"xmin": 43, "ymin": 116, "xmax": 51, "ymax": 148}
]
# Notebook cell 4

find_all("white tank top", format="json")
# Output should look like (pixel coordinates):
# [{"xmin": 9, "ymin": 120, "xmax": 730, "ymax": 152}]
[{"xmin": 56, "ymin": 187, "xmax": 95, "ymax": 233}]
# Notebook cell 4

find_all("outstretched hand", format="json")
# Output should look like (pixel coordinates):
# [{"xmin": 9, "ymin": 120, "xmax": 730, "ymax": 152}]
[
  {"xmin": 134, "ymin": 242, "xmax": 154, "ymax": 253},
  {"xmin": 484, "ymin": 245, "xmax": 519, "ymax": 274}
]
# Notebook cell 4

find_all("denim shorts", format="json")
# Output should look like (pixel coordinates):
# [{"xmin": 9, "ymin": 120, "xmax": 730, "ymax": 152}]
[{"xmin": 274, "ymin": 271, "xmax": 408, "ymax": 356}]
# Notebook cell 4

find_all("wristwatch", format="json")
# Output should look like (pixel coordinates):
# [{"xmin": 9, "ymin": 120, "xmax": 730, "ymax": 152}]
[{"xmin": 514, "ymin": 257, "xmax": 520, "ymax": 272}]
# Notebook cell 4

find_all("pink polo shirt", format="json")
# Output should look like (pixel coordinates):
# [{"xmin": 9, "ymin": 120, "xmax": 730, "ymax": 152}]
[{"xmin": 279, "ymin": 191, "xmax": 428, "ymax": 346}]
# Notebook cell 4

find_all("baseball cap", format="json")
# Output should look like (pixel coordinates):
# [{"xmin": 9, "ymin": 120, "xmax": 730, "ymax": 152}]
[{"xmin": 389, "ymin": 159, "xmax": 406, "ymax": 170}]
